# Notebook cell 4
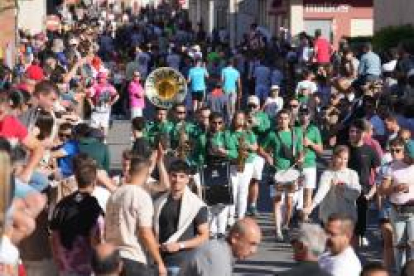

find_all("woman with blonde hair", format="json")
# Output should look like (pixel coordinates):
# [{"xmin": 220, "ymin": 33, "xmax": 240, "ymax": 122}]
[{"xmin": 303, "ymin": 145, "xmax": 361, "ymax": 224}]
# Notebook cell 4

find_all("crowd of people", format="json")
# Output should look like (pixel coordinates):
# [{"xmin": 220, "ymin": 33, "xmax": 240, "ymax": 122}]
[{"xmin": 2, "ymin": 1, "xmax": 414, "ymax": 276}]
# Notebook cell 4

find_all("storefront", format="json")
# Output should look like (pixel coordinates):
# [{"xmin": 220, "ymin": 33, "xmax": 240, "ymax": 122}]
[{"xmin": 268, "ymin": 0, "xmax": 374, "ymax": 48}]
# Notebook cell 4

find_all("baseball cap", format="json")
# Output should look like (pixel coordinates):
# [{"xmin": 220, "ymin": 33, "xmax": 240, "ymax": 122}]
[
  {"xmin": 247, "ymin": 95, "xmax": 260, "ymax": 106},
  {"xmin": 271, "ymin": 84, "xmax": 280, "ymax": 90}
]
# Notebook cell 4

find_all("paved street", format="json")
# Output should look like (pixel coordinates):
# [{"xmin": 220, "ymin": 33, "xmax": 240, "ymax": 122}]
[{"xmin": 108, "ymin": 120, "xmax": 383, "ymax": 275}]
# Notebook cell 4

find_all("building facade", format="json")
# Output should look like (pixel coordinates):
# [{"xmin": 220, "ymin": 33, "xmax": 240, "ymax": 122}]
[
  {"xmin": 188, "ymin": 0, "xmax": 374, "ymax": 48},
  {"xmin": 268, "ymin": 0, "xmax": 374, "ymax": 47},
  {"xmin": 0, "ymin": 0, "xmax": 17, "ymax": 67},
  {"xmin": 374, "ymin": 0, "xmax": 414, "ymax": 31}
]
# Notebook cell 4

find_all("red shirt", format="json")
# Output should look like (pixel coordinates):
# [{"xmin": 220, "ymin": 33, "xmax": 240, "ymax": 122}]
[
  {"xmin": 314, "ymin": 37, "xmax": 331, "ymax": 64},
  {"xmin": 0, "ymin": 115, "xmax": 28, "ymax": 143}
]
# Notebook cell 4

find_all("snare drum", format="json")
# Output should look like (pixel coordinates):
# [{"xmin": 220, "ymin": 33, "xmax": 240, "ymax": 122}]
[
  {"xmin": 200, "ymin": 162, "xmax": 233, "ymax": 206},
  {"xmin": 274, "ymin": 169, "xmax": 301, "ymax": 193}
]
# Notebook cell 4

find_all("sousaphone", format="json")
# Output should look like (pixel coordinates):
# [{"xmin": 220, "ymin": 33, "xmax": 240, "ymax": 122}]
[{"xmin": 145, "ymin": 67, "xmax": 187, "ymax": 109}]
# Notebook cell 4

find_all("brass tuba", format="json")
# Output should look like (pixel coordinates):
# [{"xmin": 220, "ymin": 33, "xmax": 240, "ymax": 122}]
[{"xmin": 145, "ymin": 67, "xmax": 188, "ymax": 109}]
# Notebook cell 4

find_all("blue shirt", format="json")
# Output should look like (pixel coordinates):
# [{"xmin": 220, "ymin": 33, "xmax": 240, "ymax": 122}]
[
  {"xmin": 57, "ymin": 140, "xmax": 79, "ymax": 177},
  {"xmin": 221, "ymin": 66, "xmax": 240, "ymax": 94},
  {"xmin": 358, "ymin": 51, "xmax": 381, "ymax": 77},
  {"xmin": 188, "ymin": 66, "xmax": 208, "ymax": 92}
]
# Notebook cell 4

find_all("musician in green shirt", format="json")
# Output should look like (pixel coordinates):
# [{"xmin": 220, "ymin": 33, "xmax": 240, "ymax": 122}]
[
  {"xmin": 245, "ymin": 95, "xmax": 270, "ymax": 217},
  {"xmin": 204, "ymin": 112, "xmax": 238, "ymax": 237},
  {"xmin": 229, "ymin": 111, "xmax": 259, "ymax": 221},
  {"xmin": 145, "ymin": 107, "xmax": 174, "ymax": 148},
  {"xmin": 189, "ymin": 107, "xmax": 211, "ymax": 167},
  {"xmin": 298, "ymin": 105, "xmax": 323, "ymax": 220},
  {"xmin": 170, "ymin": 103, "xmax": 197, "ymax": 149},
  {"xmin": 259, "ymin": 108, "xmax": 304, "ymax": 241},
  {"xmin": 246, "ymin": 96, "xmax": 271, "ymax": 140}
]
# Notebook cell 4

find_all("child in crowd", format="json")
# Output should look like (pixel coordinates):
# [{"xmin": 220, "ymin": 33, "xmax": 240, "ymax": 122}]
[{"xmin": 262, "ymin": 85, "xmax": 284, "ymax": 118}]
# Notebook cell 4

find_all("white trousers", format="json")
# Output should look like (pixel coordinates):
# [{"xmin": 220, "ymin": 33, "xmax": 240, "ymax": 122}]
[{"xmin": 229, "ymin": 162, "xmax": 254, "ymax": 221}]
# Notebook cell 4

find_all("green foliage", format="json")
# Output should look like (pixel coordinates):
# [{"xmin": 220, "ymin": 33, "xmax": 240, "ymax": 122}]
[{"xmin": 372, "ymin": 24, "xmax": 414, "ymax": 52}]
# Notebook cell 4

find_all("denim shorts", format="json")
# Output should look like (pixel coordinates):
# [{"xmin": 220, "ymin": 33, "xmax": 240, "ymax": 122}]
[{"xmin": 379, "ymin": 201, "xmax": 392, "ymax": 224}]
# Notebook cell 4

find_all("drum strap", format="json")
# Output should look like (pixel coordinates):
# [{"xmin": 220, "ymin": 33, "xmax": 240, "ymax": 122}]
[{"xmin": 276, "ymin": 129, "xmax": 296, "ymax": 161}]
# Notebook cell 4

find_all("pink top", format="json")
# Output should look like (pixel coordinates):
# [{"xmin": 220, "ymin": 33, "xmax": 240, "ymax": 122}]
[
  {"xmin": 128, "ymin": 80, "xmax": 145, "ymax": 108},
  {"xmin": 314, "ymin": 37, "xmax": 331, "ymax": 63},
  {"xmin": 88, "ymin": 83, "xmax": 117, "ymax": 106}
]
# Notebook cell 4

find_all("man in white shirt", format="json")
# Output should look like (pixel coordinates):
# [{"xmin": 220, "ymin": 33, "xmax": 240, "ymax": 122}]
[{"xmin": 319, "ymin": 213, "xmax": 362, "ymax": 276}]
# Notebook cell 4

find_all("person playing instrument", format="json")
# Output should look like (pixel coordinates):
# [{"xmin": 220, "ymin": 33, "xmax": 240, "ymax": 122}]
[
  {"xmin": 229, "ymin": 111, "xmax": 259, "ymax": 223},
  {"xmin": 303, "ymin": 145, "xmax": 361, "ymax": 224},
  {"xmin": 297, "ymin": 105, "xmax": 323, "ymax": 221},
  {"xmin": 205, "ymin": 112, "xmax": 238, "ymax": 238},
  {"xmin": 154, "ymin": 160, "xmax": 209, "ymax": 276},
  {"xmin": 145, "ymin": 107, "xmax": 174, "ymax": 149},
  {"xmin": 170, "ymin": 103, "xmax": 196, "ymax": 153},
  {"xmin": 259, "ymin": 108, "xmax": 304, "ymax": 241},
  {"xmin": 245, "ymin": 95, "xmax": 269, "ymax": 217}
]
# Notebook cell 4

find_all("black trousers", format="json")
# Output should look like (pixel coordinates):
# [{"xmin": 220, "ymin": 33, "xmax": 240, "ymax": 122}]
[
  {"xmin": 355, "ymin": 194, "xmax": 368, "ymax": 237},
  {"xmin": 121, "ymin": 258, "xmax": 149, "ymax": 276}
]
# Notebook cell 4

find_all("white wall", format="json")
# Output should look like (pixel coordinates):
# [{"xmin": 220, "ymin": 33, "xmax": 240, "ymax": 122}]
[{"xmin": 18, "ymin": 0, "xmax": 47, "ymax": 35}]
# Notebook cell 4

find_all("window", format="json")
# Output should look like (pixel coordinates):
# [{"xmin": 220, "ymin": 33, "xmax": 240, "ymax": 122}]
[{"xmin": 350, "ymin": 18, "xmax": 374, "ymax": 37}]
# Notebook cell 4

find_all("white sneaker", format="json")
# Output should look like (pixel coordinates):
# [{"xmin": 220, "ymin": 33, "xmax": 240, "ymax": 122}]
[
  {"xmin": 360, "ymin": 236, "xmax": 370, "ymax": 247},
  {"xmin": 275, "ymin": 230, "xmax": 284, "ymax": 242}
]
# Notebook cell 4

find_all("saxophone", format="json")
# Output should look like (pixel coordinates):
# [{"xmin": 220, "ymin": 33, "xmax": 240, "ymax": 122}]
[
  {"xmin": 176, "ymin": 122, "xmax": 191, "ymax": 160},
  {"xmin": 236, "ymin": 133, "xmax": 249, "ymax": 172}
]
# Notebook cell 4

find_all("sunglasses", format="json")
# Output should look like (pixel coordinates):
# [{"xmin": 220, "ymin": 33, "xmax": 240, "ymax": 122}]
[
  {"xmin": 212, "ymin": 121, "xmax": 223, "ymax": 125},
  {"xmin": 290, "ymin": 104, "xmax": 299, "ymax": 108},
  {"xmin": 176, "ymin": 111, "xmax": 186, "ymax": 114},
  {"xmin": 59, "ymin": 133, "xmax": 71, "ymax": 139},
  {"xmin": 248, "ymin": 104, "xmax": 257, "ymax": 108},
  {"xmin": 390, "ymin": 148, "xmax": 403, "ymax": 154}
]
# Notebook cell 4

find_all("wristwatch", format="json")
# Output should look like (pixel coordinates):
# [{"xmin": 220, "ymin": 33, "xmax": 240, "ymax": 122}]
[{"xmin": 179, "ymin": 243, "xmax": 185, "ymax": 250}]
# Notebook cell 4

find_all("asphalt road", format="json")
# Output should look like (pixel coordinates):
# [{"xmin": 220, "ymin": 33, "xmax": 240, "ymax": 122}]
[{"xmin": 107, "ymin": 120, "xmax": 383, "ymax": 276}]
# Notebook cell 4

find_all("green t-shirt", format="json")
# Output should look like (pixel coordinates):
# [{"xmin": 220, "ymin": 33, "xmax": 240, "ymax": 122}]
[
  {"xmin": 189, "ymin": 130, "xmax": 208, "ymax": 166},
  {"xmin": 261, "ymin": 127, "xmax": 303, "ymax": 170},
  {"xmin": 302, "ymin": 124, "xmax": 322, "ymax": 168},
  {"xmin": 144, "ymin": 120, "xmax": 174, "ymax": 147},
  {"xmin": 170, "ymin": 121, "xmax": 197, "ymax": 149},
  {"xmin": 252, "ymin": 111, "xmax": 271, "ymax": 141},
  {"xmin": 210, "ymin": 130, "xmax": 238, "ymax": 160},
  {"xmin": 231, "ymin": 130, "xmax": 257, "ymax": 163}
]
